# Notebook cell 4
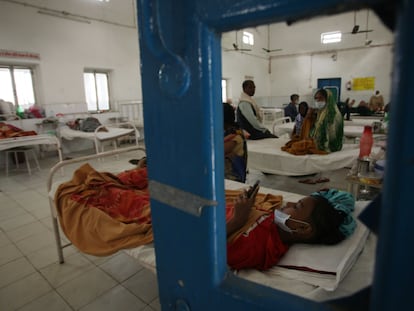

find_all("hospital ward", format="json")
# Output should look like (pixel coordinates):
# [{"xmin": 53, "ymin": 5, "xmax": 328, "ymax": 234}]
[{"xmin": 0, "ymin": 0, "xmax": 410, "ymax": 311}]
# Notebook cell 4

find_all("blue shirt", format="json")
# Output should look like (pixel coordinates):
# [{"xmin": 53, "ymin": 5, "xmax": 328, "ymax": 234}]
[{"xmin": 284, "ymin": 103, "xmax": 298, "ymax": 122}]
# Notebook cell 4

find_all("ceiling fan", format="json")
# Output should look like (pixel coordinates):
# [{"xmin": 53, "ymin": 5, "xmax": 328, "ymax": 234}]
[
  {"xmin": 344, "ymin": 11, "xmax": 373, "ymax": 35},
  {"xmin": 224, "ymin": 32, "xmax": 252, "ymax": 52},
  {"xmin": 262, "ymin": 47, "xmax": 282, "ymax": 53},
  {"xmin": 262, "ymin": 24, "xmax": 282, "ymax": 53}
]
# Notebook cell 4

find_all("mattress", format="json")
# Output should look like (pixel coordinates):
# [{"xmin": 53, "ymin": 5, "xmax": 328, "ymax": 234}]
[{"xmin": 246, "ymin": 137, "xmax": 366, "ymax": 176}]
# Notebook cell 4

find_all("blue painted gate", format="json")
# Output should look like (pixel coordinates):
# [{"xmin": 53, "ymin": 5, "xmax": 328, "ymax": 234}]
[{"xmin": 136, "ymin": 0, "xmax": 413, "ymax": 310}]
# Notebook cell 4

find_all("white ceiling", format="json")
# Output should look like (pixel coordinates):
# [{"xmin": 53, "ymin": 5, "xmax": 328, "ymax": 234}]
[
  {"xmin": 5, "ymin": 0, "xmax": 137, "ymax": 27},
  {"xmin": 222, "ymin": 9, "xmax": 394, "ymax": 58},
  {"xmin": 7, "ymin": 1, "xmax": 393, "ymax": 57}
]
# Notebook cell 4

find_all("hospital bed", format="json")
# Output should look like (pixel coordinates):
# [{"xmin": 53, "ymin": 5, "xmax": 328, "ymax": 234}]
[
  {"xmin": 0, "ymin": 119, "xmax": 63, "ymax": 165},
  {"xmin": 46, "ymin": 147, "xmax": 375, "ymax": 302},
  {"xmin": 57, "ymin": 112, "xmax": 140, "ymax": 155},
  {"xmin": 117, "ymin": 101, "xmax": 144, "ymax": 129},
  {"xmin": 273, "ymin": 122, "xmax": 386, "ymax": 139},
  {"xmin": 0, "ymin": 134, "xmax": 63, "ymax": 161},
  {"xmin": 246, "ymin": 137, "xmax": 378, "ymax": 176}
]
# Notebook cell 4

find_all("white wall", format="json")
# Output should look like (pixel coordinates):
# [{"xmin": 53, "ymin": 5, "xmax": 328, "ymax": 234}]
[
  {"xmin": 221, "ymin": 44, "xmax": 393, "ymax": 109},
  {"xmin": 222, "ymin": 51, "xmax": 269, "ymax": 105},
  {"xmin": 268, "ymin": 45, "xmax": 393, "ymax": 106},
  {"xmin": 1, "ymin": 2, "xmax": 394, "ymax": 115},
  {"xmin": 0, "ymin": 1, "xmax": 142, "ymax": 116}
]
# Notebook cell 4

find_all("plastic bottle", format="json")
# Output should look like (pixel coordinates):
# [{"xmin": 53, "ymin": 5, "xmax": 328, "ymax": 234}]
[
  {"xmin": 359, "ymin": 125, "xmax": 374, "ymax": 159},
  {"xmin": 16, "ymin": 106, "xmax": 24, "ymax": 118}
]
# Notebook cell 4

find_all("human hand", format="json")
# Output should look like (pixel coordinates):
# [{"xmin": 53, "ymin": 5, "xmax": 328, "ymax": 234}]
[
  {"xmin": 232, "ymin": 187, "xmax": 258, "ymax": 225},
  {"xmin": 242, "ymin": 130, "xmax": 251, "ymax": 139},
  {"xmin": 226, "ymin": 185, "xmax": 259, "ymax": 237}
]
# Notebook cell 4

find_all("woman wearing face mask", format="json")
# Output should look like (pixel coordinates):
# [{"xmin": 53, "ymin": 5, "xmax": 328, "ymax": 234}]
[
  {"xmin": 226, "ymin": 186, "xmax": 355, "ymax": 270},
  {"xmin": 309, "ymin": 88, "xmax": 344, "ymax": 152},
  {"xmin": 280, "ymin": 89, "xmax": 343, "ymax": 155}
]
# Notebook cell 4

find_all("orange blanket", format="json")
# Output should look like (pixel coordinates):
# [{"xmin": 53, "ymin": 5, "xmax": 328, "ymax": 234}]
[
  {"xmin": 281, "ymin": 117, "xmax": 328, "ymax": 155},
  {"xmin": 55, "ymin": 164, "xmax": 283, "ymax": 256},
  {"xmin": 0, "ymin": 122, "xmax": 37, "ymax": 139}
]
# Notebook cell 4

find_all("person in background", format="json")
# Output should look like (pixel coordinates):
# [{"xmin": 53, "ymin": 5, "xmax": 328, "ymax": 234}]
[
  {"xmin": 337, "ymin": 98, "xmax": 349, "ymax": 117},
  {"xmin": 369, "ymin": 90, "xmax": 385, "ymax": 112},
  {"xmin": 344, "ymin": 99, "xmax": 373, "ymax": 120},
  {"xmin": 284, "ymin": 94, "xmax": 299, "ymax": 122},
  {"xmin": 292, "ymin": 101, "xmax": 308, "ymax": 137},
  {"xmin": 308, "ymin": 88, "xmax": 344, "ymax": 152},
  {"xmin": 223, "ymin": 102, "xmax": 248, "ymax": 183},
  {"xmin": 236, "ymin": 80, "xmax": 277, "ymax": 140}
]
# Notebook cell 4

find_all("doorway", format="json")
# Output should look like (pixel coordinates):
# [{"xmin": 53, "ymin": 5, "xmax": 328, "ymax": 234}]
[{"xmin": 317, "ymin": 77, "xmax": 342, "ymax": 103}]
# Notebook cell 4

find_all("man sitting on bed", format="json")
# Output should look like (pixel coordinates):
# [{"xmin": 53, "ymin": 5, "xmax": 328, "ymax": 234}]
[
  {"xmin": 56, "ymin": 163, "xmax": 356, "ymax": 272},
  {"xmin": 226, "ymin": 185, "xmax": 356, "ymax": 270},
  {"xmin": 236, "ymin": 80, "xmax": 277, "ymax": 140}
]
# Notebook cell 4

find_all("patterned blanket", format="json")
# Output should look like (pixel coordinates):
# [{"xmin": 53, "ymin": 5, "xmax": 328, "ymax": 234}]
[
  {"xmin": 0, "ymin": 122, "xmax": 37, "ymax": 139},
  {"xmin": 55, "ymin": 164, "xmax": 283, "ymax": 256}
]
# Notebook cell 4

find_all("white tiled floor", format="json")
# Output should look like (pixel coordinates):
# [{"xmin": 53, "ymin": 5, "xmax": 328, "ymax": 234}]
[
  {"xmin": 0, "ymin": 144, "xmax": 355, "ymax": 310},
  {"xmin": 0, "ymin": 147, "xmax": 160, "ymax": 311}
]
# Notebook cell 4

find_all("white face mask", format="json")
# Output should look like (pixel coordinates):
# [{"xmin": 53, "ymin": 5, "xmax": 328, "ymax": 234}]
[
  {"xmin": 315, "ymin": 101, "xmax": 326, "ymax": 109},
  {"xmin": 274, "ymin": 209, "xmax": 293, "ymax": 232},
  {"xmin": 274, "ymin": 209, "xmax": 310, "ymax": 233}
]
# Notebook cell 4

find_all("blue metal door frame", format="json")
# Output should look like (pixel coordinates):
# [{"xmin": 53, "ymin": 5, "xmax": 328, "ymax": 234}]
[{"xmin": 136, "ymin": 0, "xmax": 412, "ymax": 310}]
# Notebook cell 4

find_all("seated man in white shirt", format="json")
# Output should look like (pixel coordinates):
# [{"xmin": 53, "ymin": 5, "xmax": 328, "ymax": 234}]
[{"xmin": 236, "ymin": 80, "xmax": 277, "ymax": 140}]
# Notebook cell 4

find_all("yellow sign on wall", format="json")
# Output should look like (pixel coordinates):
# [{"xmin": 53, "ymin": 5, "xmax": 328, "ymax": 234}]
[{"xmin": 352, "ymin": 77, "xmax": 375, "ymax": 91}]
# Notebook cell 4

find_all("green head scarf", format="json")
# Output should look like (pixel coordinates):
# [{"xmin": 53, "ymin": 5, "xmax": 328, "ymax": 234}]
[{"xmin": 311, "ymin": 189, "xmax": 356, "ymax": 237}]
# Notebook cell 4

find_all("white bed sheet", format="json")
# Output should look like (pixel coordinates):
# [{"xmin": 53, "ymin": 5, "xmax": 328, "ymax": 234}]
[
  {"xmin": 59, "ymin": 125, "xmax": 138, "ymax": 155},
  {"xmin": 273, "ymin": 122, "xmax": 384, "ymax": 138},
  {"xmin": 246, "ymin": 137, "xmax": 367, "ymax": 176},
  {"xmin": 125, "ymin": 180, "xmax": 374, "ymax": 301},
  {"xmin": 0, "ymin": 134, "xmax": 63, "ymax": 162},
  {"xmin": 59, "ymin": 125, "xmax": 135, "ymax": 141}
]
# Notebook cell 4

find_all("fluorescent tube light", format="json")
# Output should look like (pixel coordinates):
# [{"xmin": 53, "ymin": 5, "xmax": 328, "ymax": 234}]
[{"xmin": 321, "ymin": 31, "xmax": 342, "ymax": 44}]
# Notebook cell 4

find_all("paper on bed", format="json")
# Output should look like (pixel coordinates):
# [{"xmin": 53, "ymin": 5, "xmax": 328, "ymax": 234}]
[{"xmin": 263, "ymin": 201, "xmax": 370, "ymax": 291}]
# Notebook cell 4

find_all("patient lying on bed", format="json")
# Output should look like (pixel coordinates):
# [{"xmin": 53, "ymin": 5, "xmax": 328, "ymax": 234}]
[
  {"xmin": 55, "ymin": 165, "xmax": 356, "ymax": 271},
  {"xmin": 227, "ymin": 186, "xmax": 356, "ymax": 270}
]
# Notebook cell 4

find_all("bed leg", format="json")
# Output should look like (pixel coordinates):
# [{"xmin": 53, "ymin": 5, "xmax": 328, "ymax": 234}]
[
  {"xmin": 52, "ymin": 216, "xmax": 65, "ymax": 264},
  {"xmin": 49, "ymin": 198, "xmax": 65, "ymax": 264}
]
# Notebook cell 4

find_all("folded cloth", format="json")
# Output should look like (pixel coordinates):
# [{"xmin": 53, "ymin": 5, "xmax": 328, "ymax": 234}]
[
  {"xmin": 282, "ymin": 138, "xmax": 328, "ymax": 155},
  {"xmin": 281, "ymin": 117, "xmax": 328, "ymax": 155}
]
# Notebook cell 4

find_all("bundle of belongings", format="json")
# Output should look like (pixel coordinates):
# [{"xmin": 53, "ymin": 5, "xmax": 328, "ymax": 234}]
[{"xmin": 66, "ymin": 117, "xmax": 108, "ymax": 132}]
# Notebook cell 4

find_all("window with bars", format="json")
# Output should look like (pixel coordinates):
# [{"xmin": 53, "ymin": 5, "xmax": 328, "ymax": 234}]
[
  {"xmin": 0, "ymin": 65, "xmax": 36, "ymax": 110},
  {"xmin": 83, "ymin": 70, "xmax": 110, "ymax": 112}
]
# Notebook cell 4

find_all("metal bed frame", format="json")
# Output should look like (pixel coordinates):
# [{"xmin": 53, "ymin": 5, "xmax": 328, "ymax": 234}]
[
  {"xmin": 47, "ymin": 145, "xmax": 146, "ymax": 264},
  {"xmin": 136, "ymin": 0, "xmax": 409, "ymax": 310}
]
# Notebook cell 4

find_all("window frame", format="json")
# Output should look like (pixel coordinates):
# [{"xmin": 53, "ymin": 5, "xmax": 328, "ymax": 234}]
[
  {"xmin": 242, "ymin": 31, "xmax": 254, "ymax": 46},
  {"xmin": 83, "ymin": 69, "xmax": 111, "ymax": 112},
  {"xmin": 0, "ymin": 64, "xmax": 37, "ymax": 111}
]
